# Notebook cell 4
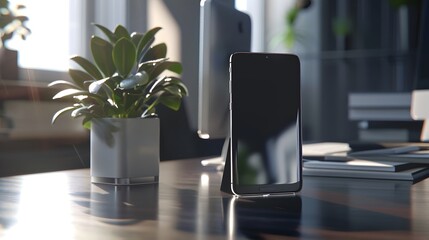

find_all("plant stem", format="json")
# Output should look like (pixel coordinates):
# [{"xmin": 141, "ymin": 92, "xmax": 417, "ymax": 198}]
[{"xmin": 142, "ymin": 98, "xmax": 160, "ymax": 117}]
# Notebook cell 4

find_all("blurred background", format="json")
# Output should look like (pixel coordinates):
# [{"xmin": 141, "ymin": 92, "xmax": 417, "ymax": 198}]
[{"xmin": 0, "ymin": 0, "xmax": 424, "ymax": 175}]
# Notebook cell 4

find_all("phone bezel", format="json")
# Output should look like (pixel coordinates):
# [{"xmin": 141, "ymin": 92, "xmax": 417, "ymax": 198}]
[{"xmin": 229, "ymin": 52, "xmax": 302, "ymax": 196}]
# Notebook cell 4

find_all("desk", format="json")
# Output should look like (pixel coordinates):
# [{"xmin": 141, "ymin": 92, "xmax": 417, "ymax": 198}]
[{"xmin": 0, "ymin": 158, "xmax": 429, "ymax": 239}]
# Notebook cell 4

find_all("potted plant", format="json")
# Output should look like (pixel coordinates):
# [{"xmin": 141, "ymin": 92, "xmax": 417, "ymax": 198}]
[
  {"xmin": 0, "ymin": 0, "xmax": 31, "ymax": 80},
  {"xmin": 49, "ymin": 23, "xmax": 188, "ymax": 185}
]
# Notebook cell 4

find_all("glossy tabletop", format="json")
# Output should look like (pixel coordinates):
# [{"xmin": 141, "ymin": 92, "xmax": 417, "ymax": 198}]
[{"xmin": 1, "ymin": 158, "xmax": 429, "ymax": 239}]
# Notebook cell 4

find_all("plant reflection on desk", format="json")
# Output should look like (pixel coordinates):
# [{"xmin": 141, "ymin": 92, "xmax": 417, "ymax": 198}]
[
  {"xmin": 225, "ymin": 196, "xmax": 302, "ymax": 239},
  {"xmin": 71, "ymin": 184, "xmax": 158, "ymax": 225}
]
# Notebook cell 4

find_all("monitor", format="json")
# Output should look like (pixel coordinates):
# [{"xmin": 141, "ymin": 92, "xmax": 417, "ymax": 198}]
[
  {"xmin": 198, "ymin": 0, "xmax": 251, "ymax": 140},
  {"xmin": 411, "ymin": 0, "xmax": 429, "ymax": 141}
]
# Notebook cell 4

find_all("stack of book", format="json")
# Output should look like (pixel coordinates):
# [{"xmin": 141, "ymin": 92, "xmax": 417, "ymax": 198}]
[
  {"xmin": 302, "ymin": 142, "xmax": 429, "ymax": 182},
  {"xmin": 348, "ymin": 92, "xmax": 412, "ymax": 121},
  {"xmin": 348, "ymin": 92, "xmax": 422, "ymax": 142},
  {"xmin": 303, "ymin": 159, "xmax": 429, "ymax": 182}
]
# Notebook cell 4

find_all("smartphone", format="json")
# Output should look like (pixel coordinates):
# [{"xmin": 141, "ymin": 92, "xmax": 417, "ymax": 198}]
[{"xmin": 229, "ymin": 52, "xmax": 302, "ymax": 196}]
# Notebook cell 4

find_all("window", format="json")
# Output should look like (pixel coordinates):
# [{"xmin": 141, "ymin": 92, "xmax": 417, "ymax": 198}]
[
  {"xmin": 235, "ymin": 0, "xmax": 265, "ymax": 52},
  {"xmin": 8, "ymin": 0, "xmax": 71, "ymax": 72},
  {"xmin": 6, "ymin": 0, "xmax": 130, "ymax": 80}
]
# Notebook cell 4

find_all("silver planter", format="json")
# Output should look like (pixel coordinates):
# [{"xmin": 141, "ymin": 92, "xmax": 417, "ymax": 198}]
[{"xmin": 90, "ymin": 117, "xmax": 160, "ymax": 185}]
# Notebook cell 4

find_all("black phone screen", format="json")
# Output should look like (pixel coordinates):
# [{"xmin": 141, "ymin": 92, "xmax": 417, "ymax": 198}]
[{"xmin": 230, "ymin": 52, "xmax": 302, "ymax": 195}]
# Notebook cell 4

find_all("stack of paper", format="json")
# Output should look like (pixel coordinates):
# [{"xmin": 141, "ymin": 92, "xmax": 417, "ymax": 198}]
[
  {"xmin": 303, "ymin": 159, "xmax": 429, "ymax": 182},
  {"xmin": 302, "ymin": 142, "xmax": 429, "ymax": 182}
]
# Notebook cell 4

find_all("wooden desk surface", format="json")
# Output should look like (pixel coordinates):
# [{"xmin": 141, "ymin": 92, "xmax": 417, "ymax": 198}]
[{"xmin": 0, "ymin": 158, "xmax": 429, "ymax": 239}]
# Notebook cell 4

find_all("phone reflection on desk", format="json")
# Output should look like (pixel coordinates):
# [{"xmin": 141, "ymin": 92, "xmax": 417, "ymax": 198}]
[
  {"xmin": 236, "ymin": 121, "xmax": 300, "ymax": 185},
  {"xmin": 224, "ymin": 196, "xmax": 302, "ymax": 239}
]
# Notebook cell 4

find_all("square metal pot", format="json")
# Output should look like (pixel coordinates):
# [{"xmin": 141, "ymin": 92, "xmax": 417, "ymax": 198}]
[{"xmin": 90, "ymin": 118, "xmax": 159, "ymax": 185}]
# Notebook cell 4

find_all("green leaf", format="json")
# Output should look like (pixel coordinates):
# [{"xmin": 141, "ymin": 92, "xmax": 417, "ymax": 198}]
[
  {"xmin": 141, "ymin": 107, "xmax": 157, "ymax": 118},
  {"xmin": 114, "ymin": 25, "xmax": 130, "ymax": 41},
  {"xmin": 93, "ymin": 23, "xmax": 116, "ymax": 43},
  {"xmin": 138, "ymin": 38, "xmax": 155, "ymax": 63},
  {"xmin": 147, "ymin": 76, "xmax": 187, "ymax": 94},
  {"xmin": 71, "ymin": 106, "xmax": 92, "ymax": 118},
  {"xmin": 147, "ymin": 76, "xmax": 167, "ymax": 93},
  {"xmin": 82, "ymin": 117, "xmax": 92, "ymax": 129},
  {"xmin": 138, "ymin": 58, "xmax": 169, "ymax": 72},
  {"xmin": 88, "ymin": 77, "xmax": 109, "ymax": 94},
  {"xmin": 104, "ymin": 75, "xmax": 122, "ymax": 90},
  {"xmin": 48, "ymin": 80, "xmax": 81, "ymax": 90},
  {"xmin": 51, "ymin": 106, "xmax": 76, "ymax": 124},
  {"xmin": 149, "ymin": 76, "xmax": 188, "ymax": 97},
  {"xmin": 286, "ymin": 7, "xmax": 299, "ymax": 25},
  {"xmin": 88, "ymin": 78, "xmax": 115, "ymax": 103},
  {"xmin": 131, "ymin": 32, "xmax": 143, "ymax": 47},
  {"xmin": 91, "ymin": 36, "xmax": 116, "ymax": 78},
  {"xmin": 165, "ymin": 77, "xmax": 188, "ymax": 96},
  {"xmin": 165, "ymin": 61, "xmax": 182, "ymax": 74},
  {"xmin": 137, "ymin": 27, "xmax": 162, "ymax": 60},
  {"xmin": 112, "ymin": 37, "xmax": 136, "ymax": 78},
  {"xmin": 141, "ymin": 97, "xmax": 160, "ymax": 118},
  {"xmin": 150, "ymin": 61, "xmax": 182, "ymax": 79},
  {"xmin": 163, "ymin": 85, "xmax": 183, "ymax": 97},
  {"xmin": 71, "ymin": 56, "xmax": 103, "ymax": 80},
  {"xmin": 159, "ymin": 94, "xmax": 181, "ymax": 111},
  {"xmin": 87, "ymin": 103, "xmax": 103, "ymax": 114},
  {"xmin": 52, "ymin": 89, "xmax": 88, "ymax": 100},
  {"xmin": 141, "ymin": 27, "xmax": 162, "ymax": 46},
  {"xmin": 143, "ymin": 43, "xmax": 167, "ymax": 62},
  {"xmin": 69, "ymin": 69, "xmax": 93, "ymax": 88},
  {"xmin": 78, "ymin": 97, "xmax": 97, "ymax": 106},
  {"xmin": 119, "ymin": 71, "xmax": 149, "ymax": 90}
]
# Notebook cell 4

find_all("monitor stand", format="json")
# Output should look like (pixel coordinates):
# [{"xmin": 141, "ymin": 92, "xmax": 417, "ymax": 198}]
[
  {"xmin": 200, "ymin": 138, "xmax": 233, "ymax": 194},
  {"xmin": 419, "ymin": 120, "xmax": 429, "ymax": 141},
  {"xmin": 219, "ymin": 138, "xmax": 232, "ymax": 194},
  {"xmin": 200, "ymin": 137, "xmax": 230, "ymax": 171},
  {"xmin": 411, "ymin": 90, "xmax": 429, "ymax": 141}
]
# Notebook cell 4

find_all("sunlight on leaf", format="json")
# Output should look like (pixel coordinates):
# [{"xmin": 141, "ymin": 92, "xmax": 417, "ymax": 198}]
[
  {"xmin": 89, "ymin": 77, "xmax": 109, "ymax": 94},
  {"xmin": 51, "ymin": 106, "xmax": 76, "ymax": 124},
  {"xmin": 48, "ymin": 80, "xmax": 80, "ymax": 89},
  {"xmin": 52, "ymin": 89, "xmax": 88, "ymax": 99},
  {"xmin": 119, "ymin": 71, "xmax": 149, "ymax": 89}
]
